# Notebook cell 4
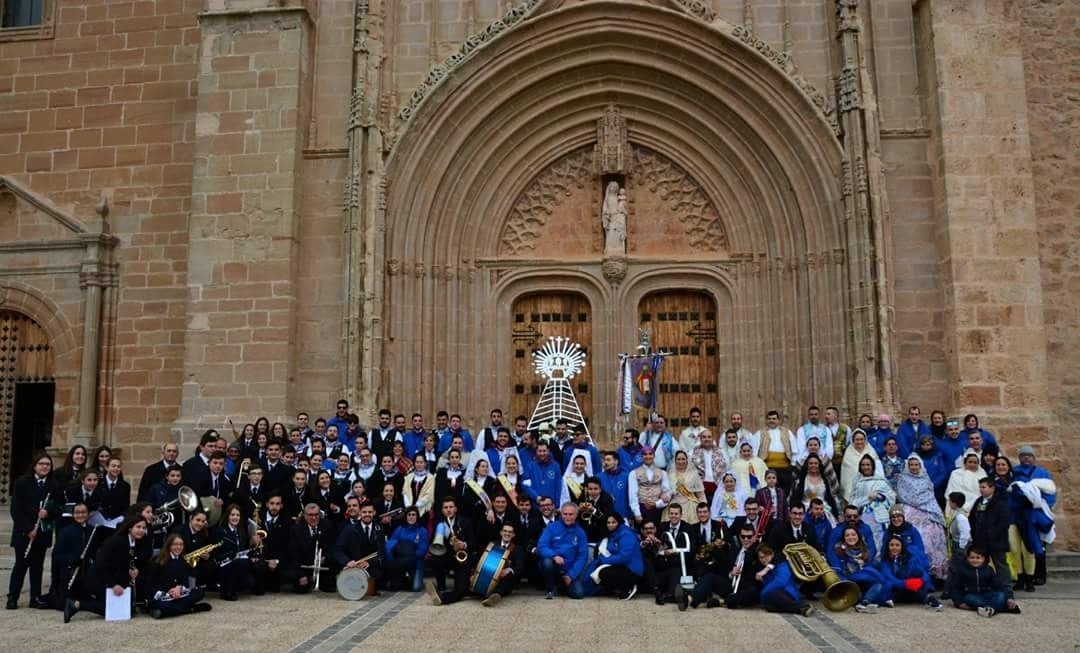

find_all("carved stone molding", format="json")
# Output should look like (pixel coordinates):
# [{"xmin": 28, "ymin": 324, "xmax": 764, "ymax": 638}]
[
  {"xmin": 594, "ymin": 104, "xmax": 631, "ymax": 177},
  {"xmin": 397, "ymin": 0, "xmax": 544, "ymax": 124},
  {"xmin": 499, "ymin": 147, "xmax": 594, "ymax": 256},
  {"xmin": 634, "ymin": 147, "xmax": 728, "ymax": 251},
  {"xmin": 669, "ymin": 0, "xmax": 716, "ymax": 24},
  {"xmin": 601, "ymin": 256, "xmax": 628, "ymax": 286}
]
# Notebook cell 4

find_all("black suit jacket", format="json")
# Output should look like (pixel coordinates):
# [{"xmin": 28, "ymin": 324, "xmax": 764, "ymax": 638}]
[
  {"xmin": 181, "ymin": 455, "xmax": 211, "ymax": 493},
  {"xmin": 98, "ymin": 477, "xmax": 131, "ymax": 520},
  {"xmin": 65, "ymin": 483, "xmax": 104, "ymax": 514},
  {"xmin": 514, "ymin": 510, "xmax": 545, "ymax": 552},
  {"xmin": 434, "ymin": 468, "xmax": 467, "ymax": 506},
  {"xmin": 657, "ymin": 520, "xmax": 696, "ymax": 570},
  {"xmin": 86, "ymin": 531, "xmax": 150, "ymax": 592},
  {"xmin": 148, "ymin": 556, "xmax": 194, "ymax": 594},
  {"xmin": 576, "ymin": 491, "xmax": 615, "ymax": 542},
  {"xmin": 728, "ymin": 515, "xmax": 773, "ymax": 546},
  {"xmin": 368, "ymin": 428, "xmax": 400, "ymax": 460},
  {"xmin": 260, "ymin": 461, "xmax": 291, "ymax": 494},
  {"xmin": 169, "ymin": 523, "xmax": 210, "ymax": 553},
  {"xmin": 9, "ymin": 476, "xmax": 61, "ymax": 546},
  {"xmin": 333, "ymin": 520, "xmax": 387, "ymax": 568},
  {"xmin": 287, "ymin": 519, "xmax": 337, "ymax": 575},
  {"xmin": 768, "ymin": 521, "xmax": 819, "ymax": 558},
  {"xmin": 137, "ymin": 460, "xmax": 173, "ymax": 502},
  {"xmin": 258, "ymin": 510, "xmax": 292, "ymax": 563},
  {"xmin": 480, "ymin": 507, "xmax": 520, "ymax": 547},
  {"xmin": 723, "ymin": 542, "xmax": 762, "ymax": 585},
  {"xmin": 438, "ymin": 515, "xmax": 477, "ymax": 560}
]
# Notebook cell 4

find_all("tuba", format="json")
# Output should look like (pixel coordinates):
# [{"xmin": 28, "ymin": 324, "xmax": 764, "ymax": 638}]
[
  {"xmin": 783, "ymin": 542, "xmax": 860, "ymax": 612},
  {"xmin": 151, "ymin": 485, "xmax": 199, "ymax": 529}
]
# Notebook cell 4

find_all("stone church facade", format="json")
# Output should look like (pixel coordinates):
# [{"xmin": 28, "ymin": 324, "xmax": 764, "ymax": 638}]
[{"xmin": 0, "ymin": 0, "xmax": 1075, "ymax": 541}]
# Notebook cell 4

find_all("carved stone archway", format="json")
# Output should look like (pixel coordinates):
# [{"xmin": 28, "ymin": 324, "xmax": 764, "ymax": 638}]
[{"xmin": 369, "ymin": 2, "xmax": 879, "ymax": 426}]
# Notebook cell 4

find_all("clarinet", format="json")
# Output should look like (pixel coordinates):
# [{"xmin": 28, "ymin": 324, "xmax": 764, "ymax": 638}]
[
  {"xmin": 25, "ymin": 492, "xmax": 51, "ymax": 557},
  {"xmin": 67, "ymin": 525, "xmax": 99, "ymax": 591}
]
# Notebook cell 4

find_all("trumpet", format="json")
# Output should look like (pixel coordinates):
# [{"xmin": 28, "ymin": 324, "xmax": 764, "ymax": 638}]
[{"xmin": 183, "ymin": 542, "xmax": 223, "ymax": 567}]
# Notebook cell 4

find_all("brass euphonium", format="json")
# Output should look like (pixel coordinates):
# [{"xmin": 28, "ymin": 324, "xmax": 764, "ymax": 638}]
[{"xmin": 782, "ymin": 542, "xmax": 860, "ymax": 612}]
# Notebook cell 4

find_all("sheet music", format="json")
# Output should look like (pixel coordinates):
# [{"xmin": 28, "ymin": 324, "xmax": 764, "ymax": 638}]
[
  {"xmin": 88, "ymin": 511, "xmax": 123, "ymax": 528},
  {"xmin": 105, "ymin": 587, "xmax": 132, "ymax": 621}
]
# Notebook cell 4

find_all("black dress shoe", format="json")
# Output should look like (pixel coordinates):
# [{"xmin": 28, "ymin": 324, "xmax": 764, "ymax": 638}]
[
  {"xmin": 1033, "ymin": 577, "xmax": 1046, "ymax": 586},
  {"xmin": 1023, "ymin": 579, "xmax": 1035, "ymax": 592},
  {"xmin": 30, "ymin": 597, "xmax": 50, "ymax": 609}
]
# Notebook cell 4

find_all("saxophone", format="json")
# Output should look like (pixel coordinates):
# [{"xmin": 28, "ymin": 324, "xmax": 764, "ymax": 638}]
[{"xmin": 183, "ymin": 542, "xmax": 223, "ymax": 567}]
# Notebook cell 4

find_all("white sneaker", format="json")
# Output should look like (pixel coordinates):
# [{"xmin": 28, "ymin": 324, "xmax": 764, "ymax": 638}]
[
  {"xmin": 977, "ymin": 606, "xmax": 996, "ymax": 618},
  {"xmin": 855, "ymin": 602, "xmax": 879, "ymax": 614}
]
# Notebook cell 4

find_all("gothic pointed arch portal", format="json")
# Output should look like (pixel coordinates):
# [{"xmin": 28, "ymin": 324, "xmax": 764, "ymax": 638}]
[{"xmin": 370, "ymin": 1, "xmax": 886, "ymax": 432}]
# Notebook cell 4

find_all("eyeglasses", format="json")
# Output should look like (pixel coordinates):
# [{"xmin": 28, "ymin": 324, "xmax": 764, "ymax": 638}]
[{"xmin": 739, "ymin": 534, "xmax": 754, "ymax": 539}]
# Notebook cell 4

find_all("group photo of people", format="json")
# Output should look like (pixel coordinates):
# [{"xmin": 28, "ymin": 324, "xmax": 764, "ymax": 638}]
[{"xmin": 6, "ymin": 401, "xmax": 1058, "ymax": 623}]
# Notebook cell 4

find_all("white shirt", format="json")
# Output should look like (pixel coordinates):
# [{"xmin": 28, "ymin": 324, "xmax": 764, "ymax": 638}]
[
  {"xmin": 679, "ymin": 425, "xmax": 705, "ymax": 452},
  {"xmin": 701, "ymin": 449, "xmax": 715, "ymax": 483},
  {"xmin": 627, "ymin": 465, "xmax": 672, "ymax": 518}
]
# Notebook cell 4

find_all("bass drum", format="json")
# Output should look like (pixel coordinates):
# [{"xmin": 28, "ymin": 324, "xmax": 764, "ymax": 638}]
[
  {"xmin": 336, "ymin": 567, "xmax": 371, "ymax": 601},
  {"xmin": 469, "ymin": 544, "xmax": 509, "ymax": 597}
]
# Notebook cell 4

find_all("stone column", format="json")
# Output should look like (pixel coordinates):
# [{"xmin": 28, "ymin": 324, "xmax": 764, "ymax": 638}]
[
  {"xmin": 74, "ymin": 237, "xmax": 104, "ymax": 446},
  {"xmin": 173, "ymin": 0, "xmax": 311, "ymax": 442},
  {"xmin": 925, "ymin": 0, "xmax": 1053, "ymax": 439}
]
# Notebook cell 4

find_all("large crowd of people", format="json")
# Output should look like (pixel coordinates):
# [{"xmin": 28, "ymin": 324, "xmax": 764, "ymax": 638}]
[{"xmin": 5, "ymin": 401, "xmax": 1058, "ymax": 622}]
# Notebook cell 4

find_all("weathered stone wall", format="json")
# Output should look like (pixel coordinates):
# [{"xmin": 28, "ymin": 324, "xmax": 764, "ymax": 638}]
[
  {"xmin": 0, "ymin": 0, "xmax": 200, "ymax": 462},
  {"xmin": 1023, "ymin": 0, "xmax": 1079, "ymax": 544}
]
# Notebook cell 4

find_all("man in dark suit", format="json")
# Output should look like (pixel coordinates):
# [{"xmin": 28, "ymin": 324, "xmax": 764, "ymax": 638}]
[
  {"xmin": 260, "ymin": 441, "xmax": 290, "ymax": 494},
  {"xmin": 287, "ymin": 503, "xmax": 338, "ymax": 593},
  {"xmin": 429, "ymin": 496, "xmax": 476, "ymax": 592},
  {"xmin": 137, "ymin": 442, "xmax": 181, "ymax": 502},
  {"xmin": 234, "ymin": 465, "xmax": 270, "ymax": 521},
  {"xmin": 430, "ymin": 521, "xmax": 524, "ymax": 607},
  {"xmin": 768, "ymin": 504, "xmax": 819, "ymax": 557},
  {"xmin": 334, "ymin": 504, "xmax": 386, "ymax": 592},
  {"xmin": 181, "ymin": 433, "xmax": 219, "ymax": 496},
  {"xmin": 728, "ymin": 498, "xmax": 772, "ymax": 547},
  {"xmin": 250, "ymin": 493, "xmax": 291, "ymax": 593},
  {"xmin": 480, "ymin": 494, "xmax": 519, "ymax": 546},
  {"xmin": 692, "ymin": 502, "xmax": 730, "ymax": 578},
  {"xmin": 514, "ymin": 495, "xmax": 544, "ymax": 586},
  {"xmin": 681, "ymin": 523, "xmax": 760, "ymax": 610},
  {"xmin": 655, "ymin": 504, "xmax": 695, "ymax": 604}
]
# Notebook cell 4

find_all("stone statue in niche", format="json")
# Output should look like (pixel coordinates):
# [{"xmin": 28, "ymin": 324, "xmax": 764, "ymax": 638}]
[{"xmin": 601, "ymin": 180, "xmax": 627, "ymax": 255}]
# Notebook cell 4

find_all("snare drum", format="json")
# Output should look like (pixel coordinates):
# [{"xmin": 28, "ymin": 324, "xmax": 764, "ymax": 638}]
[
  {"xmin": 469, "ymin": 544, "xmax": 509, "ymax": 597},
  {"xmin": 336, "ymin": 567, "xmax": 371, "ymax": 601}
]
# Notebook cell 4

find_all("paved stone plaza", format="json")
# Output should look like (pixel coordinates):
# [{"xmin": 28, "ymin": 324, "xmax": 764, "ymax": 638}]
[{"xmin": 2, "ymin": 581, "xmax": 1079, "ymax": 653}]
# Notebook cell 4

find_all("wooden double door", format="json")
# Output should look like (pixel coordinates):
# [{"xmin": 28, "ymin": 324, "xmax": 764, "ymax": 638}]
[{"xmin": 638, "ymin": 291, "xmax": 720, "ymax": 428}]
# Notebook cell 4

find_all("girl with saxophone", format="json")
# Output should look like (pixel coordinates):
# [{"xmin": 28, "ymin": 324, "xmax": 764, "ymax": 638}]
[
  {"xmin": 210, "ymin": 504, "xmax": 257, "ymax": 601},
  {"xmin": 145, "ymin": 534, "xmax": 213, "ymax": 618}
]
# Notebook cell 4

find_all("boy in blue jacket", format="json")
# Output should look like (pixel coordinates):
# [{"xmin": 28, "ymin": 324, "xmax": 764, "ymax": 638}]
[
  {"xmin": 537, "ymin": 502, "xmax": 589, "ymax": 599},
  {"xmin": 757, "ymin": 545, "xmax": 815, "ymax": 616}
]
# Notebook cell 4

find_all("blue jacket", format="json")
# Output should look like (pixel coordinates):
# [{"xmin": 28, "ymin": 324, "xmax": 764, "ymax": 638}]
[
  {"xmin": 437, "ymin": 430, "xmax": 474, "ymax": 454},
  {"xmin": 896, "ymin": 421, "xmax": 930, "ymax": 459},
  {"xmin": 1012, "ymin": 464, "xmax": 1055, "ymax": 508},
  {"xmin": 882, "ymin": 523, "xmax": 926, "ymax": 568},
  {"xmin": 384, "ymin": 523, "xmax": 429, "ymax": 563},
  {"xmin": 596, "ymin": 524, "xmax": 644, "ymax": 576},
  {"xmin": 617, "ymin": 445, "xmax": 644, "ymax": 471},
  {"xmin": 760, "ymin": 560, "xmax": 800, "ymax": 603},
  {"xmin": 934, "ymin": 434, "xmax": 967, "ymax": 469},
  {"xmin": 599, "ymin": 467, "xmax": 631, "ymax": 519},
  {"xmin": 326, "ymin": 417, "xmax": 353, "ymax": 448},
  {"xmin": 879, "ymin": 552, "xmax": 933, "ymax": 592},
  {"xmin": 537, "ymin": 520, "xmax": 589, "ymax": 581},
  {"xmin": 827, "ymin": 522, "xmax": 877, "ymax": 562},
  {"xmin": 524, "ymin": 457, "xmax": 563, "ymax": 505},
  {"xmin": 402, "ymin": 430, "xmax": 426, "ymax": 459},
  {"xmin": 916, "ymin": 447, "xmax": 950, "ymax": 493},
  {"xmin": 867, "ymin": 428, "xmax": 895, "ymax": 458}
]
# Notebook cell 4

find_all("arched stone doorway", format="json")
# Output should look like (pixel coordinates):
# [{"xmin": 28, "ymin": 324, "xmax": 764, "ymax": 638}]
[
  {"xmin": 370, "ymin": 2, "xmax": 886, "ymax": 429},
  {"xmin": 0, "ymin": 310, "xmax": 55, "ymax": 500}
]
